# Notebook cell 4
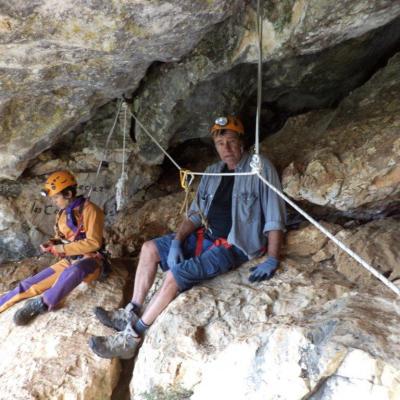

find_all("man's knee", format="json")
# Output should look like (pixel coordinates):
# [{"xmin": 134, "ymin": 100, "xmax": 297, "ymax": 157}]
[{"xmin": 141, "ymin": 240, "xmax": 160, "ymax": 262}]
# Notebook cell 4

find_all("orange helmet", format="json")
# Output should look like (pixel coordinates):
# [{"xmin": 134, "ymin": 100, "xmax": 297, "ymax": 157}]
[
  {"xmin": 41, "ymin": 170, "xmax": 77, "ymax": 197},
  {"xmin": 211, "ymin": 115, "xmax": 245, "ymax": 136}
]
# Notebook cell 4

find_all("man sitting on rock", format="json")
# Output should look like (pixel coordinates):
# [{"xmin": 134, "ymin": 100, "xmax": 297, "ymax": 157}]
[
  {"xmin": 89, "ymin": 115, "xmax": 286, "ymax": 359},
  {"xmin": 0, "ymin": 170, "xmax": 105, "ymax": 325}
]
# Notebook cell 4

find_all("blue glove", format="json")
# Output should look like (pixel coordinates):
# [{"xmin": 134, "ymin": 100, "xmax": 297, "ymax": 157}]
[
  {"xmin": 248, "ymin": 256, "xmax": 279, "ymax": 282},
  {"xmin": 167, "ymin": 239, "xmax": 184, "ymax": 267}
]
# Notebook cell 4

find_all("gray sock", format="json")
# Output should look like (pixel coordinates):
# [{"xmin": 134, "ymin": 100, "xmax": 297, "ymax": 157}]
[{"xmin": 133, "ymin": 318, "xmax": 150, "ymax": 336}]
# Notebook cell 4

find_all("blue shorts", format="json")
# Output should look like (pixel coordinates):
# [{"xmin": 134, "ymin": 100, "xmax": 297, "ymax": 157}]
[{"xmin": 153, "ymin": 232, "xmax": 248, "ymax": 291}]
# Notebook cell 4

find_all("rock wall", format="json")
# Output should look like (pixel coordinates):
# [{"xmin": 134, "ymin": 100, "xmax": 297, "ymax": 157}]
[
  {"xmin": 1, "ymin": 1, "xmax": 400, "ymax": 177},
  {"xmin": 0, "ymin": 0, "xmax": 240, "ymax": 180},
  {"xmin": 134, "ymin": 3, "xmax": 400, "ymax": 163},
  {"xmin": 262, "ymin": 52, "xmax": 400, "ymax": 217},
  {"xmin": 1, "ymin": 2, "xmax": 400, "ymax": 399}
]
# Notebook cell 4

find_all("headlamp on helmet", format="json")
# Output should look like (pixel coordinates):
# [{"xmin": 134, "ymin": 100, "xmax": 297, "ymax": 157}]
[
  {"xmin": 211, "ymin": 115, "xmax": 245, "ymax": 136},
  {"xmin": 214, "ymin": 117, "xmax": 228, "ymax": 127}
]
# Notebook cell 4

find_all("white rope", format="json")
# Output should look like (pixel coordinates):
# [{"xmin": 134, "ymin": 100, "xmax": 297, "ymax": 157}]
[
  {"xmin": 115, "ymin": 102, "xmax": 129, "ymax": 211},
  {"xmin": 256, "ymin": 171, "xmax": 400, "ymax": 297},
  {"xmin": 129, "ymin": 109, "xmax": 182, "ymax": 170},
  {"xmin": 88, "ymin": 99, "xmax": 123, "ymax": 198},
  {"xmin": 255, "ymin": 0, "xmax": 263, "ymax": 156},
  {"xmin": 121, "ymin": 102, "xmax": 128, "ymax": 177},
  {"xmin": 190, "ymin": 171, "xmax": 256, "ymax": 177}
]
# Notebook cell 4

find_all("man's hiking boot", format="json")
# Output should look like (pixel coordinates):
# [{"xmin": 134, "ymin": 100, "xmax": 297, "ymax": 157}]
[
  {"xmin": 89, "ymin": 323, "xmax": 142, "ymax": 359},
  {"xmin": 13, "ymin": 297, "xmax": 48, "ymax": 326},
  {"xmin": 94, "ymin": 302, "xmax": 139, "ymax": 332}
]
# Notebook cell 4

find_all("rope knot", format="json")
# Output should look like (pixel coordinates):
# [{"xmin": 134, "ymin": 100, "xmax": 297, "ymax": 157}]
[{"xmin": 250, "ymin": 154, "xmax": 262, "ymax": 173}]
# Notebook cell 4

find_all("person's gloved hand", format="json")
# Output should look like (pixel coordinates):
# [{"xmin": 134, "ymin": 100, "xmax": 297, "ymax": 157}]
[
  {"xmin": 167, "ymin": 239, "xmax": 184, "ymax": 267},
  {"xmin": 248, "ymin": 256, "xmax": 279, "ymax": 282}
]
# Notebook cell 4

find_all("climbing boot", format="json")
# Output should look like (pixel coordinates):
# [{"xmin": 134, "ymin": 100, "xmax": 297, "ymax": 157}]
[
  {"xmin": 13, "ymin": 297, "xmax": 48, "ymax": 326},
  {"xmin": 89, "ymin": 323, "xmax": 142, "ymax": 359},
  {"xmin": 94, "ymin": 302, "xmax": 139, "ymax": 331}
]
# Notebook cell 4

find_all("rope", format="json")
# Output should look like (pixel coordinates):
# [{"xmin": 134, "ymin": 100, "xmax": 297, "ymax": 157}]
[
  {"xmin": 129, "ymin": 109, "xmax": 182, "ymax": 170},
  {"xmin": 256, "ymin": 171, "xmax": 400, "ymax": 297},
  {"xmin": 121, "ymin": 102, "xmax": 128, "ymax": 178},
  {"xmin": 255, "ymin": 0, "xmax": 263, "ymax": 156},
  {"xmin": 189, "ymin": 171, "xmax": 256, "ymax": 177},
  {"xmin": 115, "ymin": 102, "xmax": 129, "ymax": 211},
  {"xmin": 88, "ymin": 99, "xmax": 123, "ymax": 199}
]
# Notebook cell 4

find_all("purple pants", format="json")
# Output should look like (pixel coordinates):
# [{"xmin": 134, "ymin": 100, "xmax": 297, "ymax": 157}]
[{"xmin": 0, "ymin": 257, "xmax": 99, "ymax": 312}]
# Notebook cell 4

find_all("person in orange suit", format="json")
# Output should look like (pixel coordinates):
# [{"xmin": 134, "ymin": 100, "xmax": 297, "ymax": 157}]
[{"xmin": 0, "ymin": 170, "xmax": 105, "ymax": 325}]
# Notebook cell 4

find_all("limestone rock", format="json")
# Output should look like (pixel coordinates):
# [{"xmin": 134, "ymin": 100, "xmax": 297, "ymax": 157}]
[
  {"xmin": 134, "ymin": 2, "xmax": 400, "ymax": 163},
  {"xmin": 0, "ymin": 0, "xmax": 240, "ymax": 180},
  {"xmin": 285, "ymin": 221, "xmax": 341, "ymax": 257},
  {"xmin": 129, "ymin": 236, "xmax": 400, "ymax": 399},
  {"xmin": 0, "ymin": 257, "xmax": 128, "ymax": 400},
  {"xmin": 0, "ymin": 195, "xmax": 35, "ymax": 263},
  {"xmin": 332, "ymin": 218, "xmax": 400, "ymax": 288},
  {"xmin": 263, "ymin": 52, "xmax": 400, "ymax": 215},
  {"xmin": 105, "ymin": 191, "xmax": 185, "ymax": 257}
]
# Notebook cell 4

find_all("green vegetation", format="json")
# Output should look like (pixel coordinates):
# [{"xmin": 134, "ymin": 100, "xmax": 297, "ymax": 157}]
[{"xmin": 140, "ymin": 384, "xmax": 193, "ymax": 400}]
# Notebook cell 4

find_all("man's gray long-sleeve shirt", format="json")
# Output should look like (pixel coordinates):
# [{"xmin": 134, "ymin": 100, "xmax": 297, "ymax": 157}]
[{"xmin": 188, "ymin": 153, "xmax": 286, "ymax": 259}]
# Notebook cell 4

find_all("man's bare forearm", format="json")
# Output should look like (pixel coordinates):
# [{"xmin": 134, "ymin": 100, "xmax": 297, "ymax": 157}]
[
  {"xmin": 174, "ymin": 218, "xmax": 198, "ymax": 242},
  {"xmin": 267, "ymin": 230, "xmax": 284, "ymax": 259}
]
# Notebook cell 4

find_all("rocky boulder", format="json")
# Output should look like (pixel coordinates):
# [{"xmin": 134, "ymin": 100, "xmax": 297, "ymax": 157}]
[{"xmin": 130, "ymin": 220, "xmax": 400, "ymax": 399}]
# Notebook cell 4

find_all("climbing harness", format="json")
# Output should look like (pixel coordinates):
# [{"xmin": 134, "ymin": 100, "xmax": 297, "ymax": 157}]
[
  {"xmin": 54, "ymin": 197, "xmax": 111, "ymax": 277},
  {"xmin": 130, "ymin": 105, "xmax": 400, "ymax": 297}
]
